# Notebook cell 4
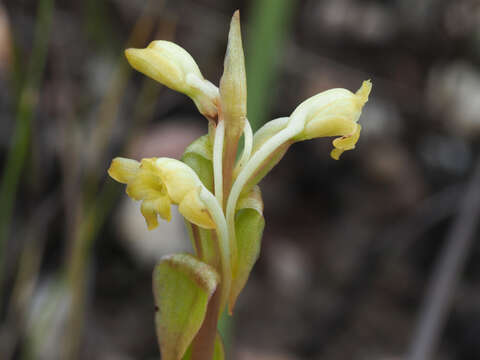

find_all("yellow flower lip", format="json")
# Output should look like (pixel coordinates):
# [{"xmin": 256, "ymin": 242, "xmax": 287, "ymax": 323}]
[
  {"xmin": 330, "ymin": 123, "xmax": 362, "ymax": 160},
  {"xmin": 108, "ymin": 157, "xmax": 215, "ymax": 230}
]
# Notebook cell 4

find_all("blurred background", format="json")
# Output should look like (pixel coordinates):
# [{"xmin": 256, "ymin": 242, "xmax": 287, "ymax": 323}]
[{"xmin": 1, "ymin": 0, "xmax": 480, "ymax": 359}]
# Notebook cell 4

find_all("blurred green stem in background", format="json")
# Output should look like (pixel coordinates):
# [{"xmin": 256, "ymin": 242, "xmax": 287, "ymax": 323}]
[
  {"xmin": 62, "ymin": 79, "xmax": 161, "ymax": 359},
  {"xmin": 0, "ymin": 0, "xmax": 55, "ymax": 306},
  {"xmin": 63, "ymin": 3, "xmax": 164, "ymax": 358},
  {"xmin": 85, "ymin": 0, "xmax": 116, "ymax": 49},
  {"xmin": 246, "ymin": 0, "xmax": 295, "ymax": 131}
]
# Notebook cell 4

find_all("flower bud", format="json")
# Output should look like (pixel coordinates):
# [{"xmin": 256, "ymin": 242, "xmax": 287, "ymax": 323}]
[
  {"xmin": 219, "ymin": 11, "xmax": 247, "ymax": 195},
  {"xmin": 220, "ymin": 11, "xmax": 247, "ymax": 139},
  {"xmin": 292, "ymin": 80, "xmax": 371, "ymax": 159},
  {"xmin": 125, "ymin": 41, "xmax": 219, "ymax": 119}
]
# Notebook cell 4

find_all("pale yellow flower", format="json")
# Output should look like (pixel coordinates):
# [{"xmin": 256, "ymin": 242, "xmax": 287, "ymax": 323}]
[
  {"xmin": 292, "ymin": 80, "xmax": 371, "ymax": 159},
  {"xmin": 108, "ymin": 157, "xmax": 215, "ymax": 230}
]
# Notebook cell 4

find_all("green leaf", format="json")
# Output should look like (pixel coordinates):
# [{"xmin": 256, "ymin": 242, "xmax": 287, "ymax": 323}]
[
  {"xmin": 182, "ymin": 135, "xmax": 214, "ymax": 192},
  {"xmin": 229, "ymin": 186, "xmax": 265, "ymax": 313},
  {"xmin": 182, "ymin": 332, "xmax": 225, "ymax": 360},
  {"xmin": 183, "ymin": 135, "xmax": 213, "ymax": 161},
  {"xmin": 153, "ymin": 254, "xmax": 219, "ymax": 360}
]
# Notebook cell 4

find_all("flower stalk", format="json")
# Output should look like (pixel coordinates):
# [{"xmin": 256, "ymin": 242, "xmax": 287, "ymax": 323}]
[{"xmin": 109, "ymin": 10, "xmax": 371, "ymax": 360}]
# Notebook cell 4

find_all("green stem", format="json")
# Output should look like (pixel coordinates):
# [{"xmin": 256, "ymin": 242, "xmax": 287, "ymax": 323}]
[
  {"xmin": 200, "ymin": 189, "xmax": 231, "ymax": 313},
  {"xmin": 188, "ymin": 188, "xmax": 231, "ymax": 360}
]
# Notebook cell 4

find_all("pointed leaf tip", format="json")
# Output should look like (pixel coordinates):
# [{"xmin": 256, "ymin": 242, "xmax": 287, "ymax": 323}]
[
  {"xmin": 220, "ymin": 10, "xmax": 247, "ymax": 127},
  {"xmin": 219, "ymin": 10, "xmax": 247, "ymax": 182}
]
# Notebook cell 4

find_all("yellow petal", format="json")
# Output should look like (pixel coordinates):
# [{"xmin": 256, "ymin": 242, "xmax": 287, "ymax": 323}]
[
  {"xmin": 139, "ymin": 157, "xmax": 159, "ymax": 172},
  {"xmin": 148, "ymin": 41, "xmax": 203, "ymax": 84},
  {"xmin": 141, "ymin": 200, "xmax": 159, "ymax": 230},
  {"xmin": 125, "ymin": 41, "xmax": 202, "ymax": 93},
  {"xmin": 295, "ymin": 91, "xmax": 360, "ymax": 140},
  {"xmin": 154, "ymin": 196, "xmax": 172, "ymax": 222},
  {"xmin": 126, "ymin": 165, "xmax": 164, "ymax": 201},
  {"xmin": 141, "ymin": 197, "xmax": 172, "ymax": 230},
  {"xmin": 108, "ymin": 157, "xmax": 140, "ymax": 184},
  {"xmin": 179, "ymin": 188, "xmax": 215, "ymax": 229},
  {"xmin": 303, "ymin": 110, "xmax": 358, "ymax": 139},
  {"xmin": 155, "ymin": 158, "xmax": 202, "ymax": 204},
  {"xmin": 330, "ymin": 124, "xmax": 362, "ymax": 160},
  {"xmin": 355, "ymin": 79, "xmax": 372, "ymax": 106},
  {"xmin": 125, "ymin": 41, "xmax": 219, "ymax": 119},
  {"xmin": 291, "ymin": 80, "xmax": 371, "ymax": 141}
]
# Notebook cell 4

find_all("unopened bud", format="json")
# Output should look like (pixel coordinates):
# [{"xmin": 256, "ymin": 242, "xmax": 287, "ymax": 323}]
[{"xmin": 220, "ymin": 11, "xmax": 247, "ymax": 135}]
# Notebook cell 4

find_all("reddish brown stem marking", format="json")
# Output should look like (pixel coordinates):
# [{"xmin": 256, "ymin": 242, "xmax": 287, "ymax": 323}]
[{"xmin": 190, "ymin": 287, "xmax": 221, "ymax": 360}]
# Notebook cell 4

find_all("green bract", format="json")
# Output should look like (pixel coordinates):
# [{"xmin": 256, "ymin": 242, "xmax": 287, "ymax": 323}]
[{"xmin": 153, "ymin": 254, "xmax": 219, "ymax": 360}]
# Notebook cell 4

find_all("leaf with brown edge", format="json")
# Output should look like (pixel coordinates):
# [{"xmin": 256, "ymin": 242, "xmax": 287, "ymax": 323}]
[
  {"xmin": 229, "ymin": 186, "xmax": 265, "ymax": 314},
  {"xmin": 153, "ymin": 254, "xmax": 219, "ymax": 360}
]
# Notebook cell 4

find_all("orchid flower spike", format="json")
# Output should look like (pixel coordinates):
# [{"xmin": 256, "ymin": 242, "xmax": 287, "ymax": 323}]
[{"xmin": 110, "ymin": 9, "xmax": 372, "ymax": 360}]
